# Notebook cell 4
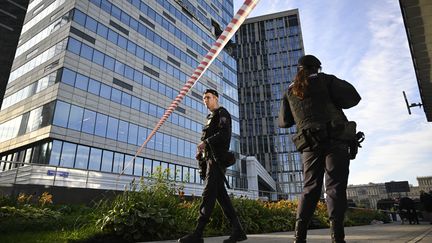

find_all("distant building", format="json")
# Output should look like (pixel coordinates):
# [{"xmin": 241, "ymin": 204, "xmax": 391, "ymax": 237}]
[
  {"xmin": 235, "ymin": 10, "xmax": 304, "ymax": 200},
  {"xmin": 348, "ymin": 176, "xmax": 432, "ymax": 209},
  {"xmin": 347, "ymin": 183, "xmax": 388, "ymax": 209}
]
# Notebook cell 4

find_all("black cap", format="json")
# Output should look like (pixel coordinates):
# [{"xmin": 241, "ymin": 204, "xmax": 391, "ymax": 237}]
[
  {"xmin": 203, "ymin": 89, "xmax": 218, "ymax": 97},
  {"xmin": 298, "ymin": 55, "xmax": 321, "ymax": 67}
]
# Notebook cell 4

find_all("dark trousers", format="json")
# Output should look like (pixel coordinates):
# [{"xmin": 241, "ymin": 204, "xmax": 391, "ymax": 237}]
[
  {"xmin": 296, "ymin": 142, "xmax": 350, "ymax": 223},
  {"xmin": 195, "ymin": 159, "xmax": 237, "ymax": 235}
]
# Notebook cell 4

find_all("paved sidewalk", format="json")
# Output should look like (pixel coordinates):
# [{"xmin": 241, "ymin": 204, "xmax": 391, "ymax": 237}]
[{"xmin": 145, "ymin": 222, "xmax": 432, "ymax": 243}]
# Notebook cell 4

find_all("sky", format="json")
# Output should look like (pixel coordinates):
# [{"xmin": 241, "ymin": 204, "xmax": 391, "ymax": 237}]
[{"xmin": 233, "ymin": 0, "xmax": 432, "ymax": 186}]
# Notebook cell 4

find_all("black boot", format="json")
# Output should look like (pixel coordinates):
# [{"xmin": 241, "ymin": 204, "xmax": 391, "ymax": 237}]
[
  {"xmin": 223, "ymin": 217, "xmax": 247, "ymax": 243},
  {"xmin": 179, "ymin": 220, "xmax": 205, "ymax": 243},
  {"xmin": 330, "ymin": 220, "xmax": 345, "ymax": 243},
  {"xmin": 178, "ymin": 232, "xmax": 203, "ymax": 243},
  {"xmin": 293, "ymin": 220, "xmax": 307, "ymax": 243}
]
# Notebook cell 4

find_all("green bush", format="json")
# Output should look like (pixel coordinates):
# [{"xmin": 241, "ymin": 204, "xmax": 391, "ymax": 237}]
[{"xmin": 96, "ymin": 172, "xmax": 185, "ymax": 242}]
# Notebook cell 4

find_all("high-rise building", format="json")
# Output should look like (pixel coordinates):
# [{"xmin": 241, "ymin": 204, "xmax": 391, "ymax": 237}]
[
  {"xmin": 0, "ymin": 0, "xmax": 30, "ymax": 107},
  {"xmin": 399, "ymin": 0, "xmax": 432, "ymax": 121},
  {"xmin": 235, "ymin": 10, "xmax": 304, "ymax": 200},
  {"xmin": 0, "ymin": 0, "xmax": 252, "ymax": 199}
]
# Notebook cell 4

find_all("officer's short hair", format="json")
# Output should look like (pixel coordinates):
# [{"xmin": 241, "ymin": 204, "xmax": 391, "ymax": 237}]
[{"xmin": 203, "ymin": 89, "xmax": 218, "ymax": 98}]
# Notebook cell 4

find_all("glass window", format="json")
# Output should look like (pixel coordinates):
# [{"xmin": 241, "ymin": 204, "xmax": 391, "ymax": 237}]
[
  {"xmin": 144, "ymin": 158, "xmax": 152, "ymax": 177},
  {"xmin": 125, "ymin": 66, "xmax": 134, "ymax": 80},
  {"xmin": 61, "ymin": 68, "xmax": 76, "ymax": 86},
  {"xmin": 142, "ymin": 75, "xmax": 150, "ymax": 88},
  {"xmin": 67, "ymin": 105, "xmax": 84, "ymax": 131},
  {"xmin": 136, "ymin": 46, "xmax": 144, "ymax": 60},
  {"xmin": 148, "ymin": 103, "xmax": 157, "ymax": 116},
  {"xmin": 127, "ymin": 41, "xmax": 136, "ymax": 54},
  {"xmin": 82, "ymin": 109, "xmax": 96, "ymax": 134},
  {"xmin": 152, "ymin": 160, "xmax": 161, "ymax": 175},
  {"xmin": 183, "ymin": 167, "xmax": 190, "ymax": 182},
  {"xmin": 101, "ymin": 150, "xmax": 113, "ymax": 172},
  {"xmin": 121, "ymin": 92, "xmax": 131, "ymax": 107},
  {"xmin": 189, "ymin": 168, "xmax": 195, "ymax": 183},
  {"xmin": 133, "ymin": 70, "xmax": 143, "ymax": 84},
  {"xmin": 88, "ymin": 79, "xmax": 100, "ymax": 95},
  {"xmin": 117, "ymin": 120, "xmax": 128, "ymax": 142},
  {"xmin": 155, "ymin": 132, "xmax": 163, "ymax": 152},
  {"xmin": 49, "ymin": 140, "xmax": 62, "ymax": 166},
  {"xmin": 124, "ymin": 155, "xmax": 134, "ymax": 175},
  {"xmin": 107, "ymin": 29, "xmax": 118, "ymax": 44},
  {"xmin": 53, "ymin": 101, "xmax": 70, "ymax": 127},
  {"xmin": 67, "ymin": 38, "xmax": 81, "ymax": 55},
  {"xmin": 128, "ymin": 123, "xmax": 138, "ymax": 145},
  {"xmin": 100, "ymin": 84, "xmax": 111, "ymax": 99},
  {"xmin": 93, "ymin": 49, "xmax": 104, "ymax": 66},
  {"xmin": 163, "ymin": 134, "xmax": 170, "ymax": 153},
  {"xmin": 150, "ymin": 78, "xmax": 158, "ymax": 91},
  {"xmin": 133, "ymin": 157, "xmax": 143, "ymax": 176},
  {"xmin": 96, "ymin": 23, "xmax": 108, "ymax": 38},
  {"xmin": 178, "ymin": 139, "xmax": 184, "ymax": 157},
  {"xmin": 161, "ymin": 162, "xmax": 168, "ymax": 178},
  {"xmin": 131, "ymin": 96, "xmax": 140, "ymax": 110},
  {"xmin": 112, "ymin": 152, "xmax": 124, "ymax": 173},
  {"xmin": 75, "ymin": 145, "xmax": 89, "ymax": 169},
  {"xmin": 140, "ymin": 100, "xmax": 149, "ymax": 113},
  {"xmin": 103, "ymin": 55, "xmax": 115, "ymax": 71},
  {"xmin": 85, "ymin": 16, "xmax": 97, "ymax": 32},
  {"xmin": 59, "ymin": 142, "xmax": 76, "ymax": 168},
  {"xmin": 171, "ymin": 137, "xmax": 178, "ymax": 155},
  {"xmin": 114, "ymin": 60, "xmax": 125, "ymax": 75},
  {"xmin": 111, "ymin": 88, "xmax": 121, "ymax": 103},
  {"xmin": 137, "ymin": 126, "xmax": 147, "ymax": 145},
  {"xmin": 117, "ymin": 35, "xmax": 127, "ymax": 49},
  {"xmin": 88, "ymin": 147, "xmax": 102, "ymax": 171},
  {"xmin": 168, "ymin": 163, "xmax": 175, "ymax": 181},
  {"xmin": 175, "ymin": 165, "xmax": 182, "ymax": 181},
  {"xmin": 106, "ymin": 117, "xmax": 119, "ymax": 140},
  {"xmin": 147, "ymin": 131, "xmax": 155, "ymax": 149},
  {"xmin": 73, "ymin": 9, "xmax": 86, "ymax": 26},
  {"xmin": 80, "ymin": 44, "xmax": 93, "ymax": 61},
  {"xmin": 75, "ymin": 73, "xmax": 89, "ymax": 90},
  {"xmin": 95, "ymin": 113, "xmax": 108, "ymax": 137},
  {"xmin": 130, "ymin": 18, "xmax": 138, "ymax": 30}
]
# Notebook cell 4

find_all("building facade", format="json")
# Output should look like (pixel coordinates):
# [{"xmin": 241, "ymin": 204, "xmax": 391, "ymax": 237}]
[
  {"xmin": 0, "ymin": 0, "xmax": 249, "ymax": 196},
  {"xmin": 235, "ymin": 10, "xmax": 304, "ymax": 200},
  {"xmin": 0, "ymin": 0, "xmax": 30, "ymax": 107}
]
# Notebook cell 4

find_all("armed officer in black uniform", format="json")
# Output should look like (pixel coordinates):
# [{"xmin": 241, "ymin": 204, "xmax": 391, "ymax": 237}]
[
  {"xmin": 278, "ymin": 55, "xmax": 361, "ymax": 243},
  {"xmin": 179, "ymin": 89, "xmax": 246, "ymax": 243}
]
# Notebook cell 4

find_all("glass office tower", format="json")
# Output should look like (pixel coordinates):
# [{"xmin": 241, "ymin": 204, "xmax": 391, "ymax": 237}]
[
  {"xmin": 235, "ymin": 10, "xmax": 304, "ymax": 199},
  {"xmin": 0, "ymin": 0, "xmax": 245, "ymax": 192}
]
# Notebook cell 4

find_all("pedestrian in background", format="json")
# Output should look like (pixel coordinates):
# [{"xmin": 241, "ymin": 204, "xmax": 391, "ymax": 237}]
[{"xmin": 278, "ymin": 55, "xmax": 361, "ymax": 243}]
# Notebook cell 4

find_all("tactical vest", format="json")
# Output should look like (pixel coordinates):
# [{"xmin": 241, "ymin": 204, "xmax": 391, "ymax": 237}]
[
  {"xmin": 201, "ymin": 107, "xmax": 231, "ymax": 155},
  {"xmin": 288, "ymin": 74, "xmax": 347, "ymax": 132}
]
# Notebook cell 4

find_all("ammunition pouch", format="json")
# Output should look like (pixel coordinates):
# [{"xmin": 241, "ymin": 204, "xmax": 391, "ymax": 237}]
[{"xmin": 292, "ymin": 125, "xmax": 328, "ymax": 152}]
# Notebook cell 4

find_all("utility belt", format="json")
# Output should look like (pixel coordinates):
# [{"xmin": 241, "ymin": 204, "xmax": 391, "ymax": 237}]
[{"xmin": 292, "ymin": 121, "xmax": 364, "ymax": 159}]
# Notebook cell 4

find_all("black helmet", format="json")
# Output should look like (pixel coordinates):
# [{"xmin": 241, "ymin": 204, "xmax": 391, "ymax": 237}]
[{"xmin": 298, "ymin": 55, "xmax": 321, "ymax": 67}]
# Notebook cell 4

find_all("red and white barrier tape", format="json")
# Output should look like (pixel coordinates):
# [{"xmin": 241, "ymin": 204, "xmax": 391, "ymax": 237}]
[{"xmin": 120, "ymin": 0, "xmax": 260, "ymax": 176}]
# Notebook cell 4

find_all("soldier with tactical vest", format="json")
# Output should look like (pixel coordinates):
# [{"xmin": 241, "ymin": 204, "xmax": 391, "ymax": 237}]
[
  {"xmin": 278, "ymin": 55, "xmax": 361, "ymax": 243},
  {"xmin": 179, "ymin": 89, "xmax": 246, "ymax": 243}
]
